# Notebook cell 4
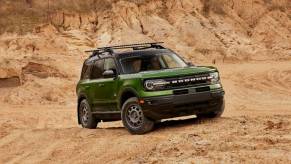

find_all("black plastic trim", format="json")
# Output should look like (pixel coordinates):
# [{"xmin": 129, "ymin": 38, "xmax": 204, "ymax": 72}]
[{"xmin": 141, "ymin": 89, "xmax": 225, "ymax": 120}]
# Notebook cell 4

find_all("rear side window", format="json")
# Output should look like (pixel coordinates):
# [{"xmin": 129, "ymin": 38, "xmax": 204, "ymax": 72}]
[{"xmin": 90, "ymin": 59, "xmax": 104, "ymax": 79}]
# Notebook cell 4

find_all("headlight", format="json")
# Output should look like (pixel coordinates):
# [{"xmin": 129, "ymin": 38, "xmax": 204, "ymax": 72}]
[
  {"xmin": 144, "ymin": 79, "xmax": 170, "ymax": 91},
  {"xmin": 209, "ymin": 72, "xmax": 220, "ymax": 83}
]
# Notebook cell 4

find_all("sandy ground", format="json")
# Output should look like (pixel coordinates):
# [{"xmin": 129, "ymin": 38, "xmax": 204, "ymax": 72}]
[{"xmin": 1, "ymin": 61, "xmax": 291, "ymax": 164}]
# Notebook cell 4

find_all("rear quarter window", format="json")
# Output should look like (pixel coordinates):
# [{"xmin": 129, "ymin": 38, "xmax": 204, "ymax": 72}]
[{"xmin": 81, "ymin": 63, "xmax": 91, "ymax": 80}]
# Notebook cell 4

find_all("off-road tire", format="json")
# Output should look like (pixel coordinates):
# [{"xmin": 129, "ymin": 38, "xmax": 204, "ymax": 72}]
[
  {"xmin": 121, "ymin": 97, "xmax": 154, "ymax": 134},
  {"xmin": 79, "ymin": 99, "xmax": 98, "ymax": 129}
]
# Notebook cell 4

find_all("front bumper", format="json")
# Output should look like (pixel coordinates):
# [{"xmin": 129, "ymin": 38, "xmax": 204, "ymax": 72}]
[{"xmin": 141, "ymin": 89, "xmax": 225, "ymax": 120}]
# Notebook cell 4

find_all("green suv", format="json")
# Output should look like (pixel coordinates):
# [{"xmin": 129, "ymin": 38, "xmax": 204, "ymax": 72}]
[{"xmin": 76, "ymin": 42, "xmax": 225, "ymax": 134}]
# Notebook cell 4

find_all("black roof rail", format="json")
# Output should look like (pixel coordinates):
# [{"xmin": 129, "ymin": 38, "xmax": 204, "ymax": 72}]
[
  {"xmin": 85, "ymin": 42, "xmax": 164, "ymax": 52},
  {"xmin": 85, "ymin": 42, "xmax": 164, "ymax": 59}
]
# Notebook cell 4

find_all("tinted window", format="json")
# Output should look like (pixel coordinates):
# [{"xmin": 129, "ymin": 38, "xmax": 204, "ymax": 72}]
[
  {"xmin": 81, "ymin": 63, "xmax": 91, "ymax": 80},
  {"xmin": 90, "ymin": 59, "xmax": 104, "ymax": 79},
  {"xmin": 120, "ymin": 53, "xmax": 187, "ymax": 74},
  {"xmin": 104, "ymin": 58, "xmax": 116, "ymax": 72}
]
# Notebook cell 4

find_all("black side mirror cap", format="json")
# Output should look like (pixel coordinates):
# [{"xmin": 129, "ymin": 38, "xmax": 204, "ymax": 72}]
[
  {"xmin": 103, "ymin": 70, "xmax": 116, "ymax": 78},
  {"xmin": 187, "ymin": 62, "xmax": 194, "ymax": 66}
]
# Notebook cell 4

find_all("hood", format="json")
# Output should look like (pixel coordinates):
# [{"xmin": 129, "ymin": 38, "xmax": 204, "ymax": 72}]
[{"xmin": 139, "ymin": 66, "xmax": 217, "ymax": 79}]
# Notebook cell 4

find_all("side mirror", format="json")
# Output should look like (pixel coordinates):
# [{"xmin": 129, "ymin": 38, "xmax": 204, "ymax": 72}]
[
  {"xmin": 102, "ymin": 70, "xmax": 116, "ymax": 78},
  {"xmin": 187, "ymin": 62, "xmax": 194, "ymax": 66}
]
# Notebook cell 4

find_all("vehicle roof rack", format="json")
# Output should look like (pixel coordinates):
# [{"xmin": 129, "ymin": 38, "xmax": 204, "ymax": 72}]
[{"xmin": 85, "ymin": 42, "xmax": 164, "ymax": 59}]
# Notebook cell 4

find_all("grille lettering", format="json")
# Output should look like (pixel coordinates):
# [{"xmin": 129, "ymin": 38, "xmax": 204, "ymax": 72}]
[{"xmin": 166, "ymin": 74, "xmax": 210, "ymax": 88}]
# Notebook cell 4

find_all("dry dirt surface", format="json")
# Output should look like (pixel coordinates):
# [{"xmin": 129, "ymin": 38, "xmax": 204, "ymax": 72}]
[
  {"xmin": 0, "ymin": 0, "xmax": 291, "ymax": 163},
  {"xmin": 0, "ymin": 105, "xmax": 291, "ymax": 163}
]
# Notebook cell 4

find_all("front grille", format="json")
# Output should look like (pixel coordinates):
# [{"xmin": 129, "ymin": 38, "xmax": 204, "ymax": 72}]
[{"xmin": 164, "ymin": 73, "xmax": 211, "ymax": 89}]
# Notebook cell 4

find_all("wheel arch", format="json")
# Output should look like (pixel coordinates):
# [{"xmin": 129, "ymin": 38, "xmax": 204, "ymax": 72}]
[{"xmin": 119, "ymin": 88, "xmax": 139, "ymax": 110}]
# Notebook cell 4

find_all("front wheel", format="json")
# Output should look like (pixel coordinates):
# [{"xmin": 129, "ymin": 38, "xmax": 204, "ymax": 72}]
[{"xmin": 121, "ymin": 97, "xmax": 154, "ymax": 134}]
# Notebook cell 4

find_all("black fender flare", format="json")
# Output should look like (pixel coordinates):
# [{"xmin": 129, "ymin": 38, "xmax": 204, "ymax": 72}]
[{"xmin": 118, "ymin": 87, "xmax": 140, "ymax": 110}]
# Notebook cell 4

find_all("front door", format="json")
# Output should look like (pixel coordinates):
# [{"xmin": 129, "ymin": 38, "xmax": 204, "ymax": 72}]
[
  {"xmin": 88, "ymin": 58, "xmax": 118, "ymax": 112},
  {"xmin": 96, "ymin": 58, "xmax": 118, "ymax": 111}
]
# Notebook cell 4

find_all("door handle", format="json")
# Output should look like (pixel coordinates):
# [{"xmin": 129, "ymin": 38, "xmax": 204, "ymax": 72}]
[{"xmin": 98, "ymin": 84, "xmax": 105, "ymax": 87}]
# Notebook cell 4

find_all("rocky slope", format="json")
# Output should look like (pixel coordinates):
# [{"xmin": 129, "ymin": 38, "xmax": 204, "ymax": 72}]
[{"xmin": 0, "ymin": 0, "xmax": 290, "ymax": 105}]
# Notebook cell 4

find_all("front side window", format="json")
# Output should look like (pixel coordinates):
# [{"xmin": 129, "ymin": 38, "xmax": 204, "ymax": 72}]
[
  {"xmin": 120, "ymin": 53, "xmax": 187, "ymax": 74},
  {"xmin": 104, "ymin": 58, "xmax": 116, "ymax": 72}
]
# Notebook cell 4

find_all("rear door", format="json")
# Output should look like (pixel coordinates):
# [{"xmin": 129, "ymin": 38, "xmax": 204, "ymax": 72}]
[{"xmin": 77, "ymin": 61, "xmax": 93, "ymax": 104}]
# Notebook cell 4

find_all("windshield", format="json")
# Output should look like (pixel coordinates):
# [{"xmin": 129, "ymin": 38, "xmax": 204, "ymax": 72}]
[{"xmin": 120, "ymin": 53, "xmax": 188, "ymax": 74}]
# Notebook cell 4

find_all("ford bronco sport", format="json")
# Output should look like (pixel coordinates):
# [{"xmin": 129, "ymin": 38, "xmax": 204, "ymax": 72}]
[{"xmin": 76, "ymin": 42, "xmax": 225, "ymax": 134}]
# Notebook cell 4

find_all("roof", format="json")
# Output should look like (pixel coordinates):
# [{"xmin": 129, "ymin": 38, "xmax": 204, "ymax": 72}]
[
  {"xmin": 85, "ymin": 48, "xmax": 171, "ymax": 65},
  {"xmin": 114, "ymin": 48, "xmax": 171, "ymax": 59}
]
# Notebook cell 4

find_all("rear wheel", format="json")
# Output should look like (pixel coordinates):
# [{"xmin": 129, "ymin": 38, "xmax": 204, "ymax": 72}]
[
  {"xmin": 121, "ymin": 97, "xmax": 154, "ymax": 134},
  {"xmin": 79, "ymin": 99, "xmax": 98, "ymax": 129}
]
